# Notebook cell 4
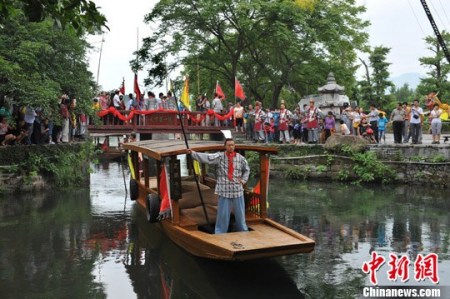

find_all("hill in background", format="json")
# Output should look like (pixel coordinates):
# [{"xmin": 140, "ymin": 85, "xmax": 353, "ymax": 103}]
[{"xmin": 390, "ymin": 72, "xmax": 422, "ymax": 90}]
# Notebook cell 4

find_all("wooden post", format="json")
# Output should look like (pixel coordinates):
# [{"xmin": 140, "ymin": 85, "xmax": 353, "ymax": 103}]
[
  {"xmin": 143, "ymin": 157, "xmax": 149, "ymax": 188},
  {"xmin": 131, "ymin": 151, "xmax": 140, "ymax": 181},
  {"xmin": 259, "ymin": 153, "xmax": 269, "ymax": 218}
]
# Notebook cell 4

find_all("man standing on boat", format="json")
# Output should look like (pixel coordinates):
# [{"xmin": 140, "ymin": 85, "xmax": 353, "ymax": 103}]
[{"xmin": 187, "ymin": 138, "xmax": 250, "ymax": 234}]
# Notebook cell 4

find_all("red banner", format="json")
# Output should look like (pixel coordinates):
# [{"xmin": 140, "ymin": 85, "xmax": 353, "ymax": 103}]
[{"xmin": 97, "ymin": 107, "xmax": 235, "ymax": 123}]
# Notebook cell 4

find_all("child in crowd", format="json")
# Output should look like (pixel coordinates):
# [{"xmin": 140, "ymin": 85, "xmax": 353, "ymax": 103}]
[
  {"xmin": 339, "ymin": 119, "xmax": 350, "ymax": 135},
  {"xmin": 265, "ymin": 118, "xmax": 276, "ymax": 143},
  {"xmin": 377, "ymin": 112, "xmax": 388, "ymax": 144}
]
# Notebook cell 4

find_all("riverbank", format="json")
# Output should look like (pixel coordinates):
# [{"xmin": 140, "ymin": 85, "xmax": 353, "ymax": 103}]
[
  {"xmin": 1, "ymin": 134, "xmax": 449, "ymax": 193},
  {"xmin": 265, "ymin": 136, "xmax": 449, "ymax": 186},
  {"xmin": 0, "ymin": 143, "xmax": 93, "ymax": 193}
]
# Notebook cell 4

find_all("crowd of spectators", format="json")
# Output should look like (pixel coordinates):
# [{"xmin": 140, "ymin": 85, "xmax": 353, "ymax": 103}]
[
  {"xmin": 2, "ymin": 89, "xmax": 445, "ymax": 147},
  {"xmin": 0, "ymin": 94, "xmax": 87, "ymax": 146}
]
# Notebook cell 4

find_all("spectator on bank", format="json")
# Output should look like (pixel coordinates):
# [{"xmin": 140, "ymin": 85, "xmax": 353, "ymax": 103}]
[
  {"xmin": 403, "ymin": 102, "xmax": 411, "ymax": 143},
  {"xmin": 305, "ymin": 100, "xmax": 321, "ymax": 143},
  {"xmin": 368, "ymin": 104, "xmax": 379, "ymax": 143},
  {"xmin": 113, "ymin": 90, "xmax": 121, "ymax": 110},
  {"xmin": 291, "ymin": 107, "xmax": 302, "ymax": 145},
  {"xmin": 0, "ymin": 116, "xmax": 17, "ymax": 146},
  {"xmin": 24, "ymin": 105, "xmax": 36, "ymax": 145},
  {"xmin": 389, "ymin": 102, "xmax": 406, "ymax": 144},
  {"xmin": 341, "ymin": 107, "xmax": 353, "ymax": 135},
  {"xmin": 212, "ymin": 93, "xmax": 223, "ymax": 127},
  {"xmin": 234, "ymin": 101, "xmax": 245, "ymax": 133},
  {"xmin": 323, "ymin": 111, "xmax": 335, "ymax": 142},
  {"xmin": 60, "ymin": 97, "xmax": 70, "ymax": 143},
  {"xmin": 245, "ymin": 104, "xmax": 255, "ymax": 140},
  {"xmin": 377, "ymin": 113, "xmax": 388, "ymax": 144},
  {"xmin": 429, "ymin": 103, "xmax": 442, "ymax": 144},
  {"xmin": 278, "ymin": 103, "xmax": 291, "ymax": 144},
  {"xmin": 351, "ymin": 107, "xmax": 362, "ymax": 136},
  {"xmin": 409, "ymin": 99, "xmax": 424, "ymax": 145},
  {"xmin": 146, "ymin": 91, "xmax": 157, "ymax": 110},
  {"xmin": 254, "ymin": 101, "xmax": 266, "ymax": 143},
  {"xmin": 339, "ymin": 119, "xmax": 350, "ymax": 135}
]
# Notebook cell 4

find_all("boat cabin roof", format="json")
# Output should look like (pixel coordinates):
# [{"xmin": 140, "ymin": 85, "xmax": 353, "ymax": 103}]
[{"xmin": 122, "ymin": 140, "xmax": 278, "ymax": 161}]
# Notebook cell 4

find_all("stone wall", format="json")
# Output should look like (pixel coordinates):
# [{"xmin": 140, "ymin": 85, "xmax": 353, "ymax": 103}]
[
  {"xmin": 271, "ymin": 155, "xmax": 450, "ymax": 187},
  {"xmin": 369, "ymin": 144, "xmax": 450, "ymax": 161}
]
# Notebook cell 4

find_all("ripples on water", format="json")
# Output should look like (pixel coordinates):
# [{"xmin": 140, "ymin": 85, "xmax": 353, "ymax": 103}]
[{"xmin": 0, "ymin": 161, "xmax": 449, "ymax": 298}]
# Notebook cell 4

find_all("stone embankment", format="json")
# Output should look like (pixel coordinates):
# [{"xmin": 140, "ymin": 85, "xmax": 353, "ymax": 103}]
[
  {"xmin": 269, "ymin": 134, "xmax": 450, "ymax": 187},
  {"xmin": 271, "ymin": 155, "xmax": 450, "ymax": 186}
]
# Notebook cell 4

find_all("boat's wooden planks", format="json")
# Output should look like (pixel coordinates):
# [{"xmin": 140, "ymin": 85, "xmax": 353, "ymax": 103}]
[
  {"xmin": 123, "ymin": 140, "xmax": 278, "ymax": 160},
  {"xmin": 184, "ymin": 223, "xmax": 311, "ymax": 252}
]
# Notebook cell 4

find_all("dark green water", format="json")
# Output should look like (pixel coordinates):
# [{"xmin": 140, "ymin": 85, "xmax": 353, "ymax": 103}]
[{"xmin": 0, "ymin": 162, "xmax": 449, "ymax": 298}]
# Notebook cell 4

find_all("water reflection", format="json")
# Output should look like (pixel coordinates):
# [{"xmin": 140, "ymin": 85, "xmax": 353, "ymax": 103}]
[
  {"xmin": 125, "ymin": 208, "xmax": 304, "ymax": 299},
  {"xmin": 268, "ymin": 181, "xmax": 450, "ymax": 295}
]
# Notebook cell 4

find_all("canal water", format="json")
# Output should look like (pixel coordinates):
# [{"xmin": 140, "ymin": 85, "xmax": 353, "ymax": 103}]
[{"xmin": 0, "ymin": 161, "xmax": 449, "ymax": 299}]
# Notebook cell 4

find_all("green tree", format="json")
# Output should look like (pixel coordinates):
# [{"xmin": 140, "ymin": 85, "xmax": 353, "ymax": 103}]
[
  {"xmin": 390, "ymin": 83, "xmax": 416, "ymax": 105},
  {"xmin": 135, "ymin": 0, "xmax": 369, "ymax": 109},
  {"xmin": 416, "ymin": 32, "xmax": 450, "ymax": 101},
  {"xmin": 0, "ymin": 0, "xmax": 107, "ymax": 35},
  {"xmin": 0, "ymin": 12, "xmax": 96, "ymax": 119},
  {"xmin": 358, "ymin": 46, "xmax": 394, "ymax": 108}
]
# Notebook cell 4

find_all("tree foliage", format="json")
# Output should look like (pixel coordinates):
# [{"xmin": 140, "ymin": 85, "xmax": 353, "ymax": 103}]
[
  {"xmin": 357, "ymin": 46, "xmax": 394, "ymax": 109},
  {"xmin": 416, "ymin": 32, "xmax": 450, "ymax": 101},
  {"xmin": 135, "ymin": 0, "xmax": 369, "ymax": 109},
  {"xmin": 389, "ymin": 83, "xmax": 416, "ymax": 110},
  {"xmin": 0, "ymin": 10, "xmax": 96, "ymax": 119},
  {"xmin": 0, "ymin": 0, "xmax": 108, "ymax": 35}
]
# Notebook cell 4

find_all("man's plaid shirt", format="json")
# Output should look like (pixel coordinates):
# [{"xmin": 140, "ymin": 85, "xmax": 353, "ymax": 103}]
[{"xmin": 191, "ymin": 151, "xmax": 250, "ymax": 198}]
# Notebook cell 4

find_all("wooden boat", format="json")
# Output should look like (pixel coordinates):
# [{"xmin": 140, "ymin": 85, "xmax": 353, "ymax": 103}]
[
  {"xmin": 92, "ymin": 133, "xmax": 126, "ymax": 161},
  {"xmin": 122, "ymin": 140, "xmax": 315, "ymax": 261}
]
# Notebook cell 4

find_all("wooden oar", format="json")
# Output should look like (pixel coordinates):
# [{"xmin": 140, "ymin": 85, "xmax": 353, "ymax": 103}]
[{"xmin": 173, "ymin": 93, "xmax": 213, "ymax": 231}]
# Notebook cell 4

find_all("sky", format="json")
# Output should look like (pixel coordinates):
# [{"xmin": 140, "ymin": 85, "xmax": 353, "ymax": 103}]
[{"xmin": 87, "ymin": 0, "xmax": 450, "ymax": 93}]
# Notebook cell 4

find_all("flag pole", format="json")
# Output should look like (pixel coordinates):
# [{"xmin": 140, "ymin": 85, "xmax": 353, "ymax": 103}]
[
  {"xmin": 215, "ymin": 80, "xmax": 218, "ymax": 98},
  {"xmin": 234, "ymin": 76, "xmax": 237, "ymax": 105},
  {"xmin": 96, "ymin": 35, "xmax": 104, "ymax": 88},
  {"xmin": 197, "ymin": 60, "xmax": 200, "ymax": 96},
  {"xmin": 174, "ymin": 80, "xmax": 212, "ymax": 229}
]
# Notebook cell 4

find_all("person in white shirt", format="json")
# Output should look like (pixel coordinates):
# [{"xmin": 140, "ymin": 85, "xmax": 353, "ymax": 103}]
[
  {"xmin": 212, "ymin": 93, "xmax": 223, "ymax": 126},
  {"xmin": 429, "ymin": 103, "xmax": 442, "ymax": 144},
  {"xmin": 409, "ymin": 99, "xmax": 424, "ymax": 144},
  {"xmin": 113, "ymin": 90, "xmax": 121, "ymax": 109},
  {"xmin": 339, "ymin": 119, "xmax": 350, "ymax": 135}
]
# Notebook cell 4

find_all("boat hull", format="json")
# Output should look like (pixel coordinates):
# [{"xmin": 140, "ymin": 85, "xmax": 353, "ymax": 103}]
[{"xmin": 136, "ymin": 191, "xmax": 314, "ymax": 261}]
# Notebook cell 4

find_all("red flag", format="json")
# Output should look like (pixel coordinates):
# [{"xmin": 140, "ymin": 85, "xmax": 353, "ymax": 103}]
[
  {"xmin": 159, "ymin": 163, "xmax": 170, "ymax": 214},
  {"xmin": 101, "ymin": 137, "xmax": 109, "ymax": 152},
  {"xmin": 215, "ymin": 81, "xmax": 226, "ymax": 99},
  {"xmin": 235, "ymin": 78, "xmax": 246, "ymax": 100},
  {"xmin": 119, "ymin": 78, "xmax": 125, "ymax": 95},
  {"xmin": 134, "ymin": 73, "xmax": 141, "ymax": 104}
]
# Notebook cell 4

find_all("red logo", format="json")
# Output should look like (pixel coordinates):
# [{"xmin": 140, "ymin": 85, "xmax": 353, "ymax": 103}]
[{"xmin": 362, "ymin": 252, "xmax": 440, "ymax": 285}]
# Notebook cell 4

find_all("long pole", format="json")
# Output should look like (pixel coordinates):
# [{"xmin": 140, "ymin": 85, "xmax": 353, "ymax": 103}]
[
  {"xmin": 234, "ymin": 76, "xmax": 237, "ymax": 105},
  {"xmin": 96, "ymin": 35, "xmax": 104, "ymax": 88},
  {"xmin": 174, "ymin": 81, "xmax": 211, "ymax": 227},
  {"xmin": 197, "ymin": 60, "xmax": 200, "ymax": 96}
]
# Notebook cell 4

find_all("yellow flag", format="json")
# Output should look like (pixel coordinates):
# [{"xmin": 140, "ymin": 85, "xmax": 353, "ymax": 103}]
[
  {"xmin": 180, "ymin": 77, "xmax": 190, "ymax": 110},
  {"xmin": 193, "ymin": 160, "xmax": 201, "ymax": 175}
]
